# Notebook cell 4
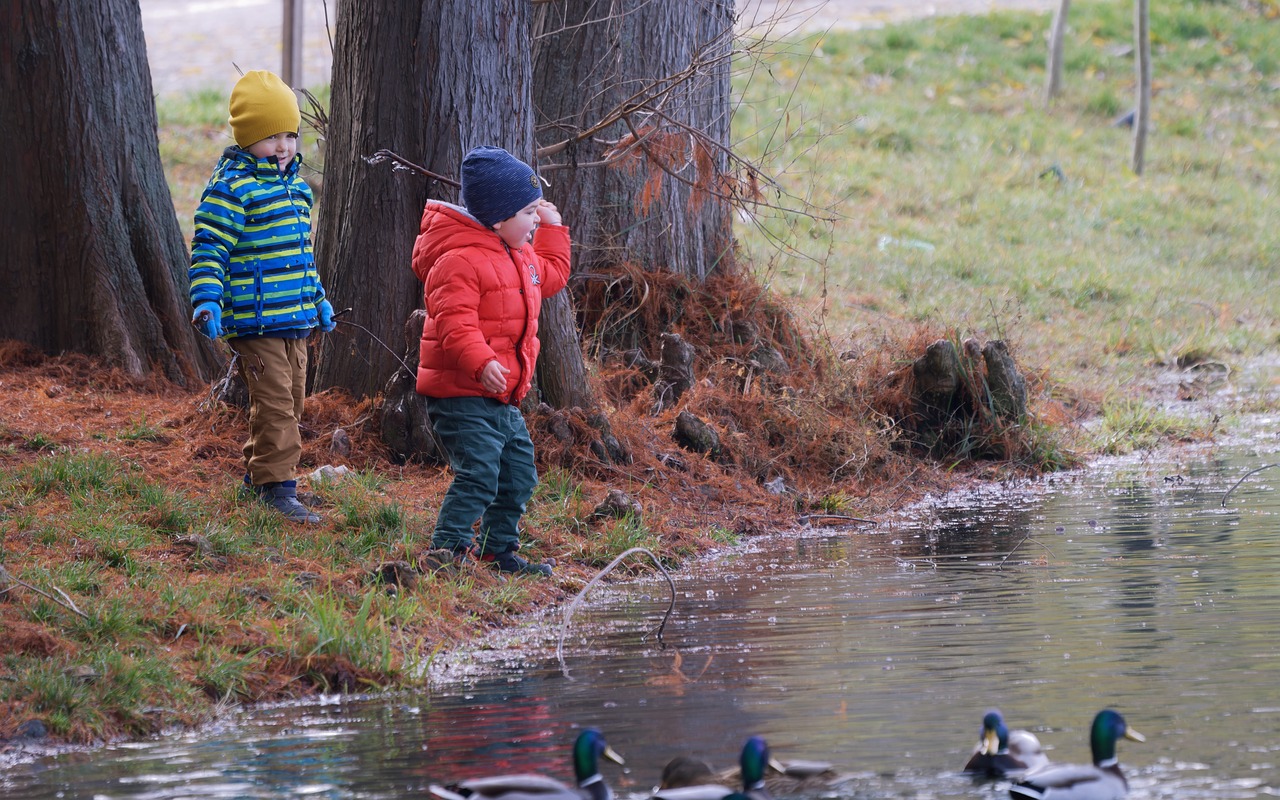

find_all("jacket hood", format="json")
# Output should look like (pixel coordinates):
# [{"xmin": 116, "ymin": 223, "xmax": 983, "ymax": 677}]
[{"xmin": 412, "ymin": 201, "xmax": 507, "ymax": 283}]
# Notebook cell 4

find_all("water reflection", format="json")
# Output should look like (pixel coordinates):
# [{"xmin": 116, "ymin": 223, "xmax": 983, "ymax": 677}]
[{"xmin": 4, "ymin": 441, "xmax": 1280, "ymax": 798}]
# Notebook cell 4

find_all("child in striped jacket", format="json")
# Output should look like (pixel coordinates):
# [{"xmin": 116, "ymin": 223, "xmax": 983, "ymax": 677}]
[{"xmin": 189, "ymin": 70, "xmax": 334, "ymax": 524}]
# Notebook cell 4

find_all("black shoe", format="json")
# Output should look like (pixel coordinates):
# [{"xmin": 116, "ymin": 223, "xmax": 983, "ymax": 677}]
[
  {"xmin": 483, "ymin": 549, "xmax": 553, "ymax": 577},
  {"xmin": 259, "ymin": 481, "xmax": 321, "ymax": 524}
]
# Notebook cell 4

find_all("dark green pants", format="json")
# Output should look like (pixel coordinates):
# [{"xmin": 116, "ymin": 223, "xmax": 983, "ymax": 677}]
[{"xmin": 427, "ymin": 396, "xmax": 538, "ymax": 555}]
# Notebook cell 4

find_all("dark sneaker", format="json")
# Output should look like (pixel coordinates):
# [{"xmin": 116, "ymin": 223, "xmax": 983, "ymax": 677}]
[
  {"xmin": 482, "ymin": 549, "xmax": 553, "ymax": 577},
  {"xmin": 422, "ymin": 546, "xmax": 470, "ymax": 573},
  {"xmin": 259, "ymin": 481, "xmax": 321, "ymax": 524}
]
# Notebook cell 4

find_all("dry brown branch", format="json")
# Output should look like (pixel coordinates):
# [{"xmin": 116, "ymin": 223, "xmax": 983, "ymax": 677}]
[
  {"xmin": 363, "ymin": 149, "xmax": 461, "ymax": 188},
  {"xmin": 0, "ymin": 565, "xmax": 90, "ymax": 619},
  {"xmin": 556, "ymin": 546, "xmax": 675, "ymax": 680},
  {"xmin": 1221, "ymin": 463, "xmax": 1280, "ymax": 507}
]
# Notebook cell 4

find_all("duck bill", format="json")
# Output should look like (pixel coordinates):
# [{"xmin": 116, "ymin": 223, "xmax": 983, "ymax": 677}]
[
  {"xmin": 1124, "ymin": 727, "xmax": 1146, "ymax": 743},
  {"xmin": 604, "ymin": 745, "xmax": 625, "ymax": 765},
  {"xmin": 982, "ymin": 729, "xmax": 1001, "ymax": 755},
  {"xmin": 769, "ymin": 757, "xmax": 787, "ymax": 773}
]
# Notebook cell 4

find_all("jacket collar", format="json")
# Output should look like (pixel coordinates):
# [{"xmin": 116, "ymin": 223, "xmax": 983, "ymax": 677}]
[{"xmin": 220, "ymin": 145, "xmax": 302, "ymax": 179}]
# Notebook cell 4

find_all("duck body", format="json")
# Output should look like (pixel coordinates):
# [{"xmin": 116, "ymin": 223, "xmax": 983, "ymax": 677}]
[
  {"xmin": 1008, "ymin": 762, "xmax": 1128, "ymax": 800},
  {"xmin": 964, "ymin": 710, "xmax": 1050, "ymax": 780},
  {"xmin": 713, "ymin": 758, "xmax": 856, "ymax": 794},
  {"xmin": 431, "ymin": 728, "xmax": 624, "ymax": 800},
  {"xmin": 653, "ymin": 737, "xmax": 786, "ymax": 800},
  {"xmin": 1008, "ymin": 710, "xmax": 1144, "ymax": 800}
]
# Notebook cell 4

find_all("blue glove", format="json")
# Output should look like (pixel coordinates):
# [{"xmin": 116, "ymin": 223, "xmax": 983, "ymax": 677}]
[
  {"xmin": 192, "ymin": 302, "xmax": 223, "ymax": 340},
  {"xmin": 317, "ymin": 299, "xmax": 336, "ymax": 333}
]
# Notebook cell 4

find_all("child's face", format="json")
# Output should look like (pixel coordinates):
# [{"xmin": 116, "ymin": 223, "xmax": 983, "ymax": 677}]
[
  {"xmin": 247, "ymin": 132, "xmax": 299, "ymax": 170},
  {"xmin": 492, "ymin": 199, "xmax": 543, "ymax": 249}
]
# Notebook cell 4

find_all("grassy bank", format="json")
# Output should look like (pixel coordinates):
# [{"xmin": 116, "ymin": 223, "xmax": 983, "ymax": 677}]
[
  {"xmin": 1, "ymin": 0, "xmax": 1272, "ymax": 748},
  {"xmin": 735, "ymin": 0, "xmax": 1280, "ymax": 397}
]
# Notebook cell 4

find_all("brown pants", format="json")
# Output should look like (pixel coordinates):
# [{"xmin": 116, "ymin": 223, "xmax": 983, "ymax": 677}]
[{"xmin": 229, "ymin": 336, "xmax": 308, "ymax": 486}]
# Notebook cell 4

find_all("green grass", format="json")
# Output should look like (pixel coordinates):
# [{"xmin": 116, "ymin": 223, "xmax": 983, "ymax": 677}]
[
  {"xmin": 733, "ymin": 0, "xmax": 1280, "ymax": 398},
  {"xmin": 1086, "ymin": 396, "xmax": 1219, "ymax": 455},
  {"xmin": 298, "ymin": 591, "xmax": 397, "ymax": 676}
]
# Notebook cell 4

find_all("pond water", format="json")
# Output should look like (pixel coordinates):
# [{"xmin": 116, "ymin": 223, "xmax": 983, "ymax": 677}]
[{"xmin": 4, "ymin": 429, "xmax": 1280, "ymax": 799}]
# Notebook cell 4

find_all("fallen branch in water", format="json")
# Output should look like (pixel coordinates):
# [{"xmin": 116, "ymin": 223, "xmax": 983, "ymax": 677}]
[
  {"xmin": 799, "ymin": 513, "xmax": 877, "ymax": 526},
  {"xmin": 556, "ymin": 546, "xmax": 675, "ymax": 681},
  {"xmin": 998, "ymin": 535, "xmax": 1055, "ymax": 570},
  {"xmin": 1221, "ymin": 463, "xmax": 1279, "ymax": 507}
]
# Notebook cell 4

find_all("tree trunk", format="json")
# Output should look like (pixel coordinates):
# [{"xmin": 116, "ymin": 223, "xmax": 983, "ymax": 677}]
[
  {"xmin": 0, "ymin": 0, "xmax": 220, "ymax": 384},
  {"xmin": 1044, "ymin": 0, "xmax": 1071, "ymax": 104},
  {"xmin": 531, "ymin": 0, "xmax": 735, "ymax": 282},
  {"xmin": 1131, "ymin": 0, "xmax": 1151, "ymax": 175},
  {"xmin": 532, "ymin": 291, "xmax": 593, "ymax": 409},
  {"xmin": 313, "ymin": 0, "xmax": 536, "ymax": 399}
]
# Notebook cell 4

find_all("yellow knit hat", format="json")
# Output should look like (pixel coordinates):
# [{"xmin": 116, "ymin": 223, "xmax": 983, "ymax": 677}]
[{"xmin": 228, "ymin": 71, "xmax": 301, "ymax": 148}]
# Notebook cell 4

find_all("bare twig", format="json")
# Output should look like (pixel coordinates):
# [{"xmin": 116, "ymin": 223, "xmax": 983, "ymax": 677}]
[
  {"xmin": 556, "ymin": 546, "xmax": 676, "ymax": 680},
  {"xmin": 198, "ymin": 352, "xmax": 240, "ymax": 414},
  {"xmin": 0, "ymin": 565, "xmax": 90, "ymax": 619},
  {"xmin": 1221, "ymin": 463, "xmax": 1280, "ymax": 507},
  {"xmin": 364, "ymin": 149, "xmax": 461, "ymax": 188},
  {"xmin": 998, "ymin": 536, "xmax": 1055, "ymax": 570},
  {"xmin": 333, "ymin": 315, "xmax": 417, "ymax": 379}
]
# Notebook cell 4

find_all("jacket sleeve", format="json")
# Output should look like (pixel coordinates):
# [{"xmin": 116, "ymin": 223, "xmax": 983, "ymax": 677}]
[
  {"xmin": 189, "ymin": 174, "xmax": 245, "ymax": 308},
  {"xmin": 425, "ymin": 253, "xmax": 497, "ymax": 379},
  {"xmin": 530, "ymin": 224, "xmax": 572, "ymax": 298}
]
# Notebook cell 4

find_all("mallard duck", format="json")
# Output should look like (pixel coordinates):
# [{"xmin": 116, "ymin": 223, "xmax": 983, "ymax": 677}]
[
  {"xmin": 963, "ymin": 709, "xmax": 1050, "ymax": 780},
  {"xmin": 709, "ymin": 755, "xmax": 856, "ymax": 794},
  {"xmin": 1009, "ymin": 709, "xmax": 1144, "ymax": 800},
  {"xmin": 430, "ymin": 728, "xmax": 625, "ymax": 800},
  {"xmin": 652, "ymin": 737, "xmax": 785, "ymax": 800}
]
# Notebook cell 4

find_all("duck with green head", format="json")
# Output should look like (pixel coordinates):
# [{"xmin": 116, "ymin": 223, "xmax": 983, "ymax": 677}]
[
  {"xmin": 1009, "ymin": 710, "xmax": 1144, "ymax": 800},
  {"xmin": 964, "ymin": 709, "xmax": 1050, "ymax": 780},
  {"xmin": 655, "ymin": 747, "xmax": 855, "ymax": 793},
  {"xmin": 652, "ymin": 736, "xmax": 785, "ymax": 800},
  {"xmin": 429, "ymin": 728, "xmax": 625, "ymax": 800}
]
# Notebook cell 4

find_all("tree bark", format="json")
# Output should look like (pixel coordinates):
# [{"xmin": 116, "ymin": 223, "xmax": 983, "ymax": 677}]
[
  {"xmin": 531, "ymin": 0, "xmax": 735, "ymax": 282},
  {"xmin": 1131, "ymin": 0, "xmax": 1151, "ymax": 175},
  {"xmin": 1044, "ymin": 0, "xmax": 1071, "ymax": 104},
  {"xmin": 313, "ymin": 0, "xmax": 536, "ymax": 399},
  {"xmin": 0, "ymin": 0, "xmax": 220, "ymax": 384}
]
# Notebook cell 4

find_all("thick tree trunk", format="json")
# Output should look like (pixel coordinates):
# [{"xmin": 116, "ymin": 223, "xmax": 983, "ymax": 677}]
[
  {"xmin": 533, "ymin": 292, "xmax": 593, "ymax": 409},
  {"xmin": 313, "ymin": 0, "xmax": 536, "ymax": 399},
  {"xmin": 1044, "ymin": 0, "xmax": 1071, "ymax": 104},
  {"xmin": 0, "ymin": 0, "xmax": 219, "ymax": 384},
  {"xmin": 531, "ymin": 0, "xmax": 735, "ymax": 282},
  {"xmin": 1131, "ymin": 0, "xmax": 1151, "ymax": 175}
]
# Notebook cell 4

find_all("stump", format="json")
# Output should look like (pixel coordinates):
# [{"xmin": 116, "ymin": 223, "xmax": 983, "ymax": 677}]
[
  {"xmin": 654, "ymin": 332, "xmax": 696, "ymax": 412},
  {"xmin": 982, "ymin": 340, "xmax": 1027, "ymax": 422},
  {"xmin": 674, "ymin": 410, "xmax": 721, "ymax": 460},
  {"xmin": 911, "ymin": 339, "xmax": 963, "ymax": 416},
  {"xmin": 379, "ymin": 310, "xmax": 446, "ymax": 465}
]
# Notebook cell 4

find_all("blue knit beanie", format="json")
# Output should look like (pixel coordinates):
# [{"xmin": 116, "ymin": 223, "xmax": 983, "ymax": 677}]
[{"xmin": 460, "ymin": 146, "xmax": 543, "ymax": 228}]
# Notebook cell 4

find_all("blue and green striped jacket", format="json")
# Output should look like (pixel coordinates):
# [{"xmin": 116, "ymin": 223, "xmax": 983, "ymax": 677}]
[{"xmin": 189, "ymin": 146, "xmax": 326, "ymax": 338}]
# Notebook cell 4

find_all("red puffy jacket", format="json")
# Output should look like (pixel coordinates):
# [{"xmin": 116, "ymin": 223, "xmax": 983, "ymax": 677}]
[{"xmin": 411, "ymin": 201, "xmax": 571, "ymax": 404}]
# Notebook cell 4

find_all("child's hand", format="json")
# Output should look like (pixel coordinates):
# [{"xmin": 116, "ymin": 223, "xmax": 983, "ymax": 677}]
[
  {"xmin": 192, "ymin": 302, "xmax": 223, "ymax": 340},
  {"xmin": 536, "ymin": 201, "xmax": 562, "ymax": 226},
  {"xmin": 317, "ymin": 300, "xmax": 336, "ymax": 332},
  {"xmin": 480, "ymin": 359, "xmax": 510, "ymax": 394}
]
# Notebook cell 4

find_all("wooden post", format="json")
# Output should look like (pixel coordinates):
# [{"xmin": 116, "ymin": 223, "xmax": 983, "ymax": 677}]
[
  {"xmin": 1132, "ymin": 0, "xmax": 1151, "ymax": 174},
  {"xmin": 1044, "ymin": 0, "xmax": 1071, "ymax": 105},
  {"xmin": 282, "ymin": 0, "xmax": 303, "ymax": 90}
]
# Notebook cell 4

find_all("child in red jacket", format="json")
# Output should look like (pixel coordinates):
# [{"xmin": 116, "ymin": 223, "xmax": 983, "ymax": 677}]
[{"xmin": 411, "ymin": 146, "xmax": 571, "ymax": 576}]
